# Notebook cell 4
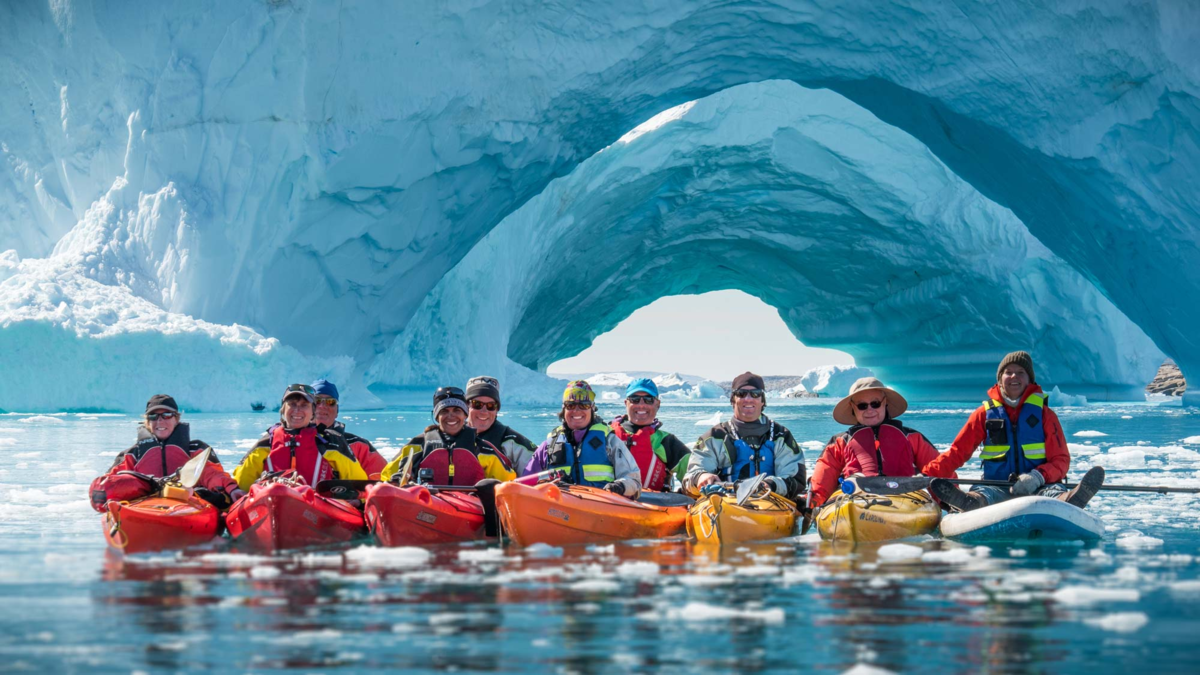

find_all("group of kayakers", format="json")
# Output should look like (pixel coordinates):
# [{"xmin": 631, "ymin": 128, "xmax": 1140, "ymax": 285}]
[{"xmin": 89, "ymin": 350, "xmax": 1107, "ymax": 526}]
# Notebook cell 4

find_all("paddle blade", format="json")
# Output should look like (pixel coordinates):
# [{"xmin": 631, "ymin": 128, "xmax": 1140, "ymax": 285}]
[
  {"xmin": 179, "ymin": 448, "xmax": 211, "ymax": 489},
  {"xmin": 853, "ymin": 475, "xmax": 932, "ymax": 495},
  {"xmin": 736, "ymin": 473, "xmax": 768, "ymax": 506}
]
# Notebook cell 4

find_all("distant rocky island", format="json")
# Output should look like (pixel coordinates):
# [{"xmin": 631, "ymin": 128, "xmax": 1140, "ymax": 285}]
[{"xmin": 1147, "ymin": 359, "xmax": 1186, "ymax": 396}]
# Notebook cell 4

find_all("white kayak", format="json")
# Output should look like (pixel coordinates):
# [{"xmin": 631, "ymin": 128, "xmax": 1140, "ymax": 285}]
[{"xmin": 939, "ymin": 495, "xmax": 1103, "ymax": 543}]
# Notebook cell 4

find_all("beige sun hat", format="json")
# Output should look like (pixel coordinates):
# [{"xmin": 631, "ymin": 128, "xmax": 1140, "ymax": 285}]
[{"xmin": 832, "ymin": 377, "xmax": 909, "ymax": 426}]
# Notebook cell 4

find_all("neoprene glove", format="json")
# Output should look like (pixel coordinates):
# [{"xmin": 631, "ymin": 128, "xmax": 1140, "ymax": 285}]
[
  {"xmin": 603, "ymin": 482, "xmax": 626, "ymax": 496},
  {"xmin": 1010, "ymin": 470, "xmax": 1045, "ymax": 496},
  {"xmin": 768, "ymin": 476, "xmax": 788, "ymax": 496}
]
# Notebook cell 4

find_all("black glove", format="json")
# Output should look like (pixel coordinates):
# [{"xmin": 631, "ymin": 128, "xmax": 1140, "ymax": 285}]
[
  {"xmin": 603, "ymin": 482, "xmax": 626, "ymax": 496},
  {"xmin": 194, "ymin": 487, "xmax": 233, "ymax": 509}
]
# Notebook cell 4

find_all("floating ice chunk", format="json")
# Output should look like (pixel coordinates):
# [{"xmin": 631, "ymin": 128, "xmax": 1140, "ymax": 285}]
[
  {"xmin": 1181, "ymin": 435, "xmax": 1200, "ymax": 445},
  {"xmin": 921, "ymin": 548, "xmax": 975, "ymax": 564},
  {"xmin": 676, "ymin": 574, "xmax": 734, "ymax": 587},
  {"xmin": 695, "ymin": 412, "xmax": 723, "ymax": 426},
  {"xmin": 524, "ymin": 543, "xmax": 563, "ymax": 558},
  {"xmin": 842, "ymin": 664, "xmax": 899, "ymax": 675},
  {"xmin": 345, "ymin": 545, "xmax": 431, "ymax": 567},
  {"xmin": 570, "ymin": 579, "xmax": 620, "ymax": 593},
  {"xmin": 1090, "ymin": 447, "xmax": 1146, "ymax": 469},
  {"xmin": 1074, "ymin": 430, "xmax": 1108, "ymax": 437},
  {"xmin": 18, "ymin": 416, "xmax": 64, "ymax": 424},
  {"xmin": 877, "ymin": 544, "xmax": 924, "ymax": 561},
  {"xmin": 1083, "ymin": 612, "xmax": 1148, "ymax": 633},
  {"xmin": 1168, "ymin": 580, "xmax": 1200, "ymax": 594},
  {"xmin": 1115, "ymin": 533, "xmax": 1164, "ymax": 549},
  {"xmin": 637, "ymin": 602, "xmax": 784, "ymax": 624},
  {"xmin": 615, "ymin": 561, "xmax": 660, "ymax": 578},
  {"xmin": 248, "ymin": 565, "xmax": 281, "ymax": 579},
  {"xmin": 458, "ymin": 548, "xmax": 507, "ymax": 563},
  {"xmin": 1052, "ymin": 586, "xmax": 1139, "ymax": 605},
  {"xmin": 199, "ymin": 552, "xmax": 272, "ymax": 566}
]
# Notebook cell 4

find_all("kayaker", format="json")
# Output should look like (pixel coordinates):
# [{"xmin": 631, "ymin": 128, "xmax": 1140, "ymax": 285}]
[
  {"xmin": 89, "ymin": 394, "xmax": 243, "ymax": 511},
  {"xmin": 609, "ymin": 378, "xmax": 691, "ymax": 492},
  {"xmin": 380, "ymin": 386, "xmax": 516, "ymax": 485},
  {"xmin": 232, "ymin": 384, "xmax": 368, "ymax": 490},
  {"xmin": 522, "ymin": 380, "xmax": 643, "ymax": 499},
  {"xmin": 925, "ymin": 351, "xmax": 1106, "ymax": 511},
  {"xmin": 310, "ymin": 379, "xmax": 388, "ymax": 480},
  {"xmin": 464, "ymin": 375, "xmax": 538, "ymax": 472},
  {"xmin": 684, "ymin": 372, "xmax": 807, "ymax": 501},
  {"xmin": 809, "ymin": 377, "xmax": 942, "ymax": 507}
]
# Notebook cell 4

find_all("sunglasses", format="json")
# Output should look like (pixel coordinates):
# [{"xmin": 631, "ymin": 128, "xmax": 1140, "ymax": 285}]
[
  {"xmin": 146, "ymin": 411, "xmax": 178, "ymax": 421},
  {"xmin": 434, "ymin": 387, "xmax": 465, "ymax": 402},
  {"xmin": 563, "ymin": 401, "xmax": 593, "ymax": 411},
  {"xmin": 733, "ymin": 389, "xmax": 765, "ymax": 399},
  {"xmin": 626, "ymin": 395, "xmax": 657, "ymax": 404},
  {"xmin": 854, "ymin": 399, "xmax": 885, "ymax": 411},
  {"xmin": 314, "ymin": 396, "xmax": 338, "ymax": 406},
  {"xmin": 285, "ymin": 383, "xmax": 315, "ymax": 395},
  {"xmin": 469, "ymin": 400, "xmax": 499, "ymax": 412}
]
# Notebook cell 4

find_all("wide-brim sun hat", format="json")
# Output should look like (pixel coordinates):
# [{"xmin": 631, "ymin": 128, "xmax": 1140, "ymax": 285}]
[{"xmin": 832, "ymin": 377, "xmax": 908, "ymax": 425}]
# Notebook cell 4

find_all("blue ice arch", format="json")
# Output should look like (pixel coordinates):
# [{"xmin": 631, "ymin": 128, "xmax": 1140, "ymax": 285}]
[{"xmin": 0, "ymin": 1, "xmax": 1195, "ymax": 410}]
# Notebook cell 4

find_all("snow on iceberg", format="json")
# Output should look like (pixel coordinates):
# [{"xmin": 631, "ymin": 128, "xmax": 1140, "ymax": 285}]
[{"xmin": 798, "ymin": 365, "xmax": 875, "ymax": 398}]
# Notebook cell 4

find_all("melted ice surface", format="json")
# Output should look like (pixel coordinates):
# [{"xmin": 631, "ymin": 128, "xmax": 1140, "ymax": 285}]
[{"xmin": 2, "ymin": 399, "xmax": 1199, "ymax": 670}]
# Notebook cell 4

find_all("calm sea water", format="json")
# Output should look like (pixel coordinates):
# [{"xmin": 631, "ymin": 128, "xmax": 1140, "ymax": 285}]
[{"xmin": 3, "ymin": 399, "xmax": 1200, "ymax": 673}]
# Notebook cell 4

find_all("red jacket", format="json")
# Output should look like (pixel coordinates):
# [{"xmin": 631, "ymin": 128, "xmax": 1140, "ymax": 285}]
[
  {"xmin": 334, "ymin": 422, "xmax": 388, "ymax": 480},
  {"xmin": 89, "ymin": 424, "xmax": 237, "ymax": 511},
  {"xmin": 921, "ymin": 383, "xmax": 1070, "ymax": 483},
  {"xmin": 810, "ymin": 420, "xmax": 943, "ymax": 506}
]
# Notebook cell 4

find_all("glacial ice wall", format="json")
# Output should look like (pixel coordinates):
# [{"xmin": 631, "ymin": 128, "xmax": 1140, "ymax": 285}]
[
  {"xmin": 0, "ymin": 0, "xmax": 1196, "ymax": 408},
  {"xmin": 368, "ymin": 82, "xmax": 1164, "ymax": 401}
]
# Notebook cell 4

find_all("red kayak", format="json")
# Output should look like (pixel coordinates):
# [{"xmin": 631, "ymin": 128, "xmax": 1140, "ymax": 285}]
[
  {"xmin": 364, "ymin": 482, "xmax": 486, "ymax": 546},
  {"xmin": 103, "ymin": 495, "xmax": 221, "ymax": 554},
  {"xmin": 225, "ymin": 481, "xmax": 366, "ymax": 553}
]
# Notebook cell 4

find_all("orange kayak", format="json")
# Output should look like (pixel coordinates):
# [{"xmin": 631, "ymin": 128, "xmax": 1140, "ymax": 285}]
[
  {"xmin": 364, "ymin": 482, "xmax": 486, "ymax": 546},
  {"xmin": 103, "ymin": 495, "xmax": 221, "ymax": 554},
  {"xmin": 495, "ymin": 482, "xmax": 688, "ymax": 546}
]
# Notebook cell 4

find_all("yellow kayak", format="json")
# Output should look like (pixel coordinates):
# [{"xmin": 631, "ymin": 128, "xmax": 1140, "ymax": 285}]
[
  {"xmin": 687, "ymin": 490, "xmax": 797, "ymax": 546},
  {"xmin": 816, "ymin": 489, "xmax": 940, "ymax": 543}
]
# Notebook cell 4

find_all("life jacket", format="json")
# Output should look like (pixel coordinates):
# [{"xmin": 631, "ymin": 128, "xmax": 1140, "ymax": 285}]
[
  {"xmin": 979, "ymin": 394, "xmax": 1047, "ymax": 480},
  {"xmin": 840, "ymin": 421, "xmax": 921, "ymax": 478},
  {"xmin": 419, "ymin": 429, "xmax": 486, "ymax": 486},
  {"xmin": 718, "ymin": 419, "xmax": 776, "ymax": 481},
  {"xmin": 265, "ymin": 425, "xmax": 334, "ymax": 487},
  {"xmin": 546, "ymin": 422, "xmax": 615, "ymax": 487},
  {"xmin": 130, "ymin": 424, "xmax": 196, "ymax": 477},
  {"xmin": 610, "ymin": 416, "xmax": 668, "ymax": 491}
]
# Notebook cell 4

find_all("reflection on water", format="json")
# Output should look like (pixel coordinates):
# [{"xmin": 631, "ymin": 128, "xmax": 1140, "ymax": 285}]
[{"xmin": 3, "ymin": 402, "xmax": 1200, "ymax": 671}]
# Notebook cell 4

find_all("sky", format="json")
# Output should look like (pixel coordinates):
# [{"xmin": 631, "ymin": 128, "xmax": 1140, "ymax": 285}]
[{"xmin": 547, "ymin": 290, "xmax": 853, "ymax": 381}]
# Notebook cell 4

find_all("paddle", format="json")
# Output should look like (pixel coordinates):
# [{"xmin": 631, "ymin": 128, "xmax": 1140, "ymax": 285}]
[
  {"xmin": 177, "ymin": 448, "xmax": 211, "ymax": 489},
  {"xmin": 854, "ymin": 475, "xmax": 1200, "ymax": 496},
  {"xmin": 314, "ymin": 479, "xmax": 482, "ymax": 497},
  {"xmin": 736, "ymin": 473, "xmax": 768, "ymax": 506},
  {"xmin": 637, "ymin": 491, "xmax": 695, "ymax": 508}
]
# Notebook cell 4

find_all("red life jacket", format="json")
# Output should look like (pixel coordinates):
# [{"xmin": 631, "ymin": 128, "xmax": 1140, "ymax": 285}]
[
  {"xmin": 419, "ymin": 430, "xmax": 487, "ymax": 486},
  {"xmin": 610, "ymin": 418, "xmax": 668, "ymax": 492},
  {"xmin": 131, "ymin": 425, "xmax": 195, "ymax": 477},
  {"xmin": 266, "ymin": 426, "xmax": 334, "ymax": 486},
  {"xmin": 842, "ymin": 423, "xmax": 921, "ymax": 478}
]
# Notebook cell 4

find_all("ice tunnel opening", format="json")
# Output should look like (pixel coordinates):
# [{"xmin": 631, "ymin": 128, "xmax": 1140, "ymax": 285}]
[{"xmin": 545, "ymin": 290, "xmax": 855, "ymax": 382}]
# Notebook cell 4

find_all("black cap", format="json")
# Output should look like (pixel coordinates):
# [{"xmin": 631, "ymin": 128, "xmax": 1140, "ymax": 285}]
[
  {"xmin": 145, "ymin": 394, "xmax": 179, "ymax": 414},
  {"xmin": 282, "ymin": 383, "xmax": 315, "ymax": 403},
  {"xmin": 466, "ymin": 376, "xmax": 501, "ymax": 407},
  {"xmin": 731, "ymin": 372, "xmax": 765, "ymax": 391}
]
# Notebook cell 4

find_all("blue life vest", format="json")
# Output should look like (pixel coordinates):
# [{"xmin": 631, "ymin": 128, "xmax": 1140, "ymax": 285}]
[
  {"xmin": 722, "ymin": 420, "xmax": 776, "ymax": 480},
  {"xmin": 546, "ymin": 423, "xmax": 616, "ymax": 487},
  {"xmin": 980, "ymin": 394, "xmax": 1048, "ymax": 480}
]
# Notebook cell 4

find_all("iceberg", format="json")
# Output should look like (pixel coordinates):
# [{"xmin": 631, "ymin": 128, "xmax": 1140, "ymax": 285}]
[{"xmin": 0, "ymin": 2, "xmax": 1195, "ymax": 409}]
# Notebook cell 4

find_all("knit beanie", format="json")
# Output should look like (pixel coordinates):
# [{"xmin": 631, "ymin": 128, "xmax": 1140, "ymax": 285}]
[
  {"xmin": 730, "ymin": 372, "xmax": 766, "ymax": 391},
  {"xmin": 466, "ymin": 375, "xmax": 501, "ymax": 406},
  {"xmin": 996, "ymin": 351, "xmax": 1036, "ymax": 383},
  {"xmin": 562, "ymin": 380, "xmax": 596, "ymax": 404}
]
